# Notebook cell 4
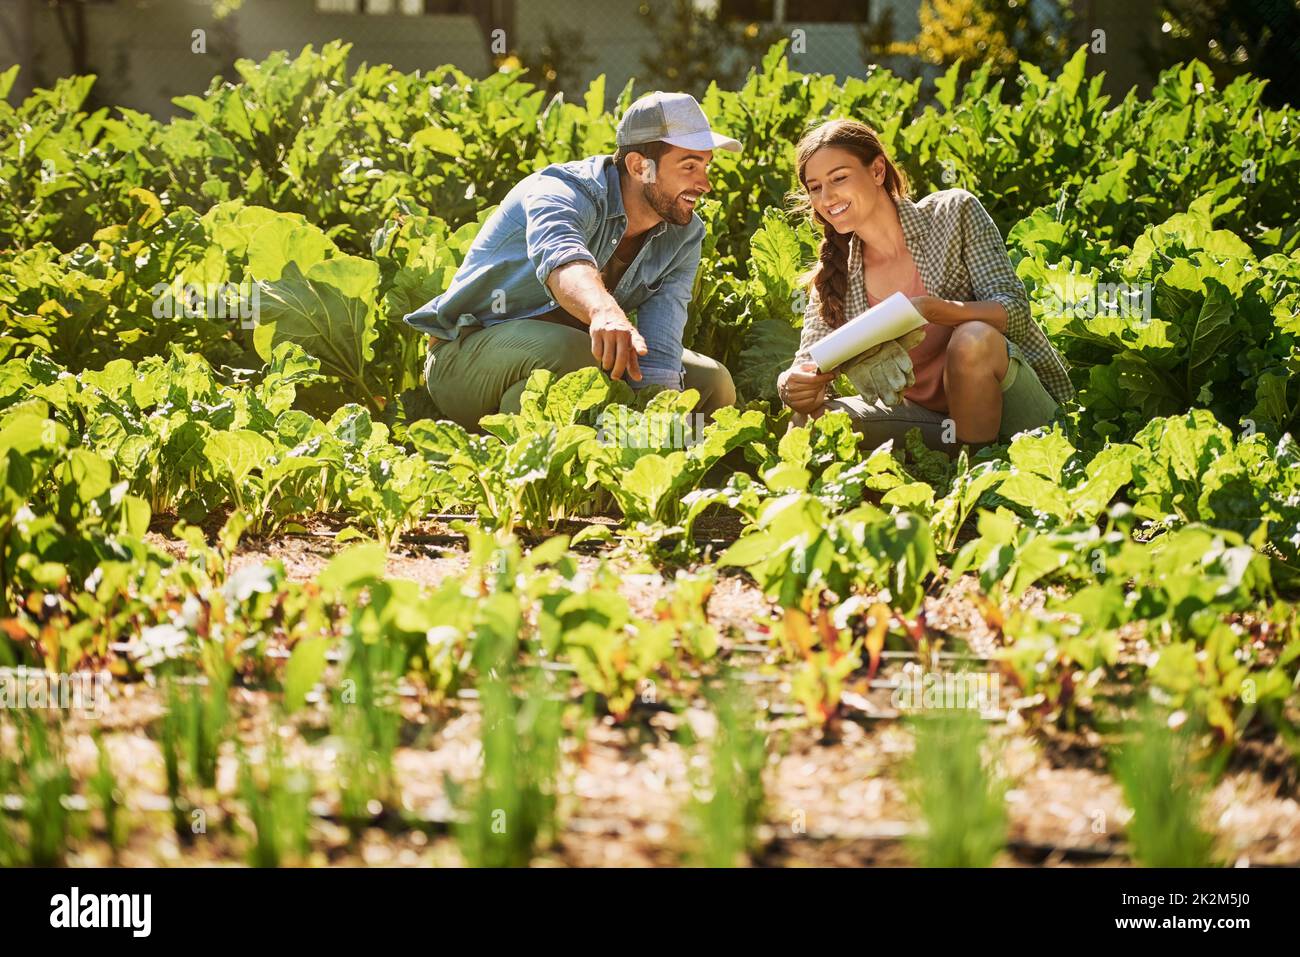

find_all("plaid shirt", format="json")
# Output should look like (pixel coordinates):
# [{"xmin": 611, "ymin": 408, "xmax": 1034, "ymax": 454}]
[{"xmin": 792, "ymin": 189, "xmax": 1074, "ymax": 404}]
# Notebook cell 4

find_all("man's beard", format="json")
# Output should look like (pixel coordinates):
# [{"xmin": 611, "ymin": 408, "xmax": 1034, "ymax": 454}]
[{"xmin": 643, "ymin": 181, "xmax": 693, "ymax": 226}]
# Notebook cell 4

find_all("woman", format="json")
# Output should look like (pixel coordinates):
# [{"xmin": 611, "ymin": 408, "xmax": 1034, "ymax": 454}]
[{"xmin": 777, "ymin": 119, "xmax": 1073, "ymax": 453}]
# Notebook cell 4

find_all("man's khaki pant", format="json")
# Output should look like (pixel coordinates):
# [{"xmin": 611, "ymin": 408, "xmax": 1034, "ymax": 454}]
[{"xmin": 424, "ymin": 318, "xmax": 736, "ymax": 430}]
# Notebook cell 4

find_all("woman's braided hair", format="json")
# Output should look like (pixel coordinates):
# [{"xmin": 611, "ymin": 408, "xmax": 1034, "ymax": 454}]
[{"xmin": 792, "ymin": 119, "xmax": 909, "ymax": 329}]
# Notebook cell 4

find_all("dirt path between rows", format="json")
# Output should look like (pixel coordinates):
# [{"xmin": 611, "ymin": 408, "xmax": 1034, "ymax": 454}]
[{"xmin": 64, "ymin": 529, "xmax": 1300, "ymax": 866}]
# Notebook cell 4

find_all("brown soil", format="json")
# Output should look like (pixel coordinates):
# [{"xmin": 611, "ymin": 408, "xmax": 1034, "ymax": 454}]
[{"xmin": 28, "ymin": 529, "xmax": 1300, "ymax": 867}]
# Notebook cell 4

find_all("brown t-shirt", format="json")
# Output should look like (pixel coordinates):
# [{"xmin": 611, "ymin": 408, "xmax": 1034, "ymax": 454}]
[
  {"xmin": 536, "ymin": 251, "xmax": 633, "ymax": 329},
  {"xmin": 601, "ymin": 250, "xmax": 632, "ymax": 290},
  {"xmin": 865, "ymin": 262, "xmax": 951, "ymax": 413}
]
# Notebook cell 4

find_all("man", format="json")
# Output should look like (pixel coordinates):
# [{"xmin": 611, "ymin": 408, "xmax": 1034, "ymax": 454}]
[{"xmin": 405, "ymin": 92, "xmax": 741, "ymax": 429}]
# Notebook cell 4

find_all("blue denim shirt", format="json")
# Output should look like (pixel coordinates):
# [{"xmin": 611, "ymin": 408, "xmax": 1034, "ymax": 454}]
[{"xmin": 403, "ymin": 154, "xmax": 704, "ymax": 390}]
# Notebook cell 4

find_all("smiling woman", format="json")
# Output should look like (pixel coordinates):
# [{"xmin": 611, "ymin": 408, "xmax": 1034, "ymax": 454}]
[{"xmin": 778, "ymin": 119, "xmax": 1074, "ymax": 454}]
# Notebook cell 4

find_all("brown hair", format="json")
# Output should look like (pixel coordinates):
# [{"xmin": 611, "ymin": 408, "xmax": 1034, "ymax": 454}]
[
  {"xmin": 614, "ymin": 140, "xmax": 672, "ymax": 177},
  {"xmin": 792, "ymin": 119, "xmax": 909, "ymax": 329}
]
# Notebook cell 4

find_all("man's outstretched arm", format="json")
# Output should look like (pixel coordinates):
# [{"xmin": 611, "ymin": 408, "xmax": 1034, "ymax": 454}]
[
  {"xmin": 546, "ymin": 262, "xmax": 646, "ymax": 383},
  {"xmin": 523, "ymin": 178, "xmax": 647, "ymax": 382}
]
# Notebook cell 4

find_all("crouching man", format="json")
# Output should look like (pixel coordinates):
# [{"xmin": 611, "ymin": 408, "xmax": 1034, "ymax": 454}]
[{"xmin": 405, "ymin": 92, "xmax": 742, "ymax": 429}]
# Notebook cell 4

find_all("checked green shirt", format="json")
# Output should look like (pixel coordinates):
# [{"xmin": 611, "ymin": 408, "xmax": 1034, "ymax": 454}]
[{"xmin": 792, "ymin": 189, "xmax": 1075, "ymax": 405}]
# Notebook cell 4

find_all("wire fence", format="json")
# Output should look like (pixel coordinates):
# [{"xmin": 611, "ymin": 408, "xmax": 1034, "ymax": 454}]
[
  {"xmin": 0, "ymin": 1, "xmax": 1211, "ymax": 118},
  {"xmin": 1, "ymin": 0, "xmax": 938, "ymax": 117}
]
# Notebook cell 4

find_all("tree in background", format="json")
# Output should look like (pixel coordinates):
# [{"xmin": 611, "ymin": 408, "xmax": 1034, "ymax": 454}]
[
  {"xmin": 636, "ymin": 0, "xmax": 783, "ymax": 99},
  {"xmin": 1142, "ymin": 0, "xmax": 1299, "ymax": 107},
  {"xmin": 497, "ymin": 22, "xmax": 595, "ymax": 100},
  {"xmin": 0, "ymin": 0, "xmax": 242, "ymax": 107},
  {"xmin": 864, "ymin": 0, "xmax": 1073, "ymax": 86},
  {"xmin": 37, "ymin": 0, "xmax": 90, "ymax": 76}
]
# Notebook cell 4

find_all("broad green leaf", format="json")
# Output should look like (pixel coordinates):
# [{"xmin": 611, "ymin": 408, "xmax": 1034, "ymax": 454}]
[
  {"xmin": 318, "ymin": 542, "xmax": 388, "ymax": 593},
  {"xmin": 735, "ymin": 319, "xmax": 799, "ymax": 402},
  {"xmin": 1007, "ymin": 429, "xmax": 1075, "ymax": 483},
  {"xmin": 163, "ymin": 420, "xmax": 211, "ymax": 473},
  {"xmin": 410, "ymin": 126, "xmax": 465, "ymax": 156},
  {"xmin": 246, "ymin": 217, "xmax": 334, "ymax": 282},
  {"xmin": 253, "ymin": 257, "xmax": 380, "ymax": 393},
  {"xmin": 204, "ymin": 429, "xmax": 274, "ymax": 486}
]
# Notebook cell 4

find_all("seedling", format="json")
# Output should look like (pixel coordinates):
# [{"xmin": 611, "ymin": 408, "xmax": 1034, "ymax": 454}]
[
  {"xmin": 238, "ymin": 733, "xmax": 314, "ymax": 868},
  {"xmin": 450, "ymin": 667, "xmax": 563, "ymax": 867},
  {"xmin": 905, "ymin": 707, "xmax": 1007, "ymax": 867},
  {"xmin": 1109, "ymin": 703, "xmax": 1217, "ymax": 867},
  {"xmin": 686, "ymin": 676, "xmax": 767, "ymax": 866},
  {"xmin": 12, "ymin": 710, "xmax": 75, "ymax": 866},
  {"xmin": 89, "ymin": 731, "xmax": 126, "ymax": 854}
]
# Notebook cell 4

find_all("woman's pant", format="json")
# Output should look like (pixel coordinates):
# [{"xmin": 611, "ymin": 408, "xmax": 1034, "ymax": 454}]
[{"xmin": 809, "ymin": 350, "xmax": 1060, "ymax": 451}]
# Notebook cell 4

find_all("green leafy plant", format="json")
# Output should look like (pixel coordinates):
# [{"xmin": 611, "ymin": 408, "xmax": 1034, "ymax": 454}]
[
  {"xmin": 905, "ymin": 706, "xmax": 1007, "ymax": 867},
  {"xmin": 1109, "ymin": 703, "xmax": 1218, "ymax": 867},
  {"xmin": 584, "ymin": 391, "xmax": 768, "ymax": 537},
  {"xmin": 720, "ymin": 494, "xmax": 937, "ymax": 612},
  {"xmin": 553, "ymin": 582, "xmax": 675, "ymax": 722},
  {"xmin": 686, "ymin": 675, "xmax": 767, "ymax": 866}
]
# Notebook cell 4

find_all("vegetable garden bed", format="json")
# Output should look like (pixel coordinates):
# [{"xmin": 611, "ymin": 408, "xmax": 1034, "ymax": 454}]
[{"xmin": 2, "ymin": 41, "xmax": 1299, "ymax": 868}]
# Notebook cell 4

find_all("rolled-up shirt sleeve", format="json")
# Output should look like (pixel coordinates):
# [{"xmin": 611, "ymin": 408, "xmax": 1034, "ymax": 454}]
[
  {"xmin": 960, "ymin": 192, "xmax": 1031, "ymax": 343},
  {"xmin": 631, "ymin": 235, "xmax": 701, "ymax": 390},
  {"xmin": 792, "ymin": 285, "xmax": 829, "ymax": 370},
  {"xmin": 523, "ymin": 177, "xmax": 598, "ymax": 289}
]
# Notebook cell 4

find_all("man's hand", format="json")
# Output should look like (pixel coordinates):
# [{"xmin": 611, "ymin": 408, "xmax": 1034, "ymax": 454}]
[
  {"xmin": 589, "ymin": 306, "xmax": 647, "ymax": 382},
  {"xmin": 546, "ymin": 262, "xmax": 647, "ymax": 381},
  {"xmin": 778, "ymin": 363, "xmax": 836, "ymax": 414}
]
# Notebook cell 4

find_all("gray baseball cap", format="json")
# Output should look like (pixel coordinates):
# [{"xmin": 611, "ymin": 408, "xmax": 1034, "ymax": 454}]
[{"xmin": 615, "ymin": 92, "xmax": 742, "ymax": 152}]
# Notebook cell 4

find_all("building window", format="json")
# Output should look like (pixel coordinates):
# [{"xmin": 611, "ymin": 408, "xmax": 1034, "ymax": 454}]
[
  {"xmin": 720, "ymin": 0, "xmax": 866, "ymax": 23},
  {"xmin": 315, "ymin": 0, "xmax": 447, "ymax": 14}
]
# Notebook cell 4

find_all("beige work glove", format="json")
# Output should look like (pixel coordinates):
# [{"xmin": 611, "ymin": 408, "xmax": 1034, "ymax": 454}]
[{"xmin": 841, "ymin": 327, "xmax": 927, "ymax": 408}]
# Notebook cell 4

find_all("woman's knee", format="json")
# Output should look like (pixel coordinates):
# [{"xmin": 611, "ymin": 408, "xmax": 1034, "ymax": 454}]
[
  {"xmin": 946, "ymin": 321, "xmax": 1005, "ymax": 366},
  {"xmin": 997, "ymin": 360, "xmax": 1060, "ymax": 440}
]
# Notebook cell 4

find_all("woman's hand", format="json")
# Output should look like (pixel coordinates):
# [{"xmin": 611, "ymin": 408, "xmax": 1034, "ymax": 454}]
[{"xmin": 778, "ymin": 363, "xmax": 836, "ymax": 414}]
